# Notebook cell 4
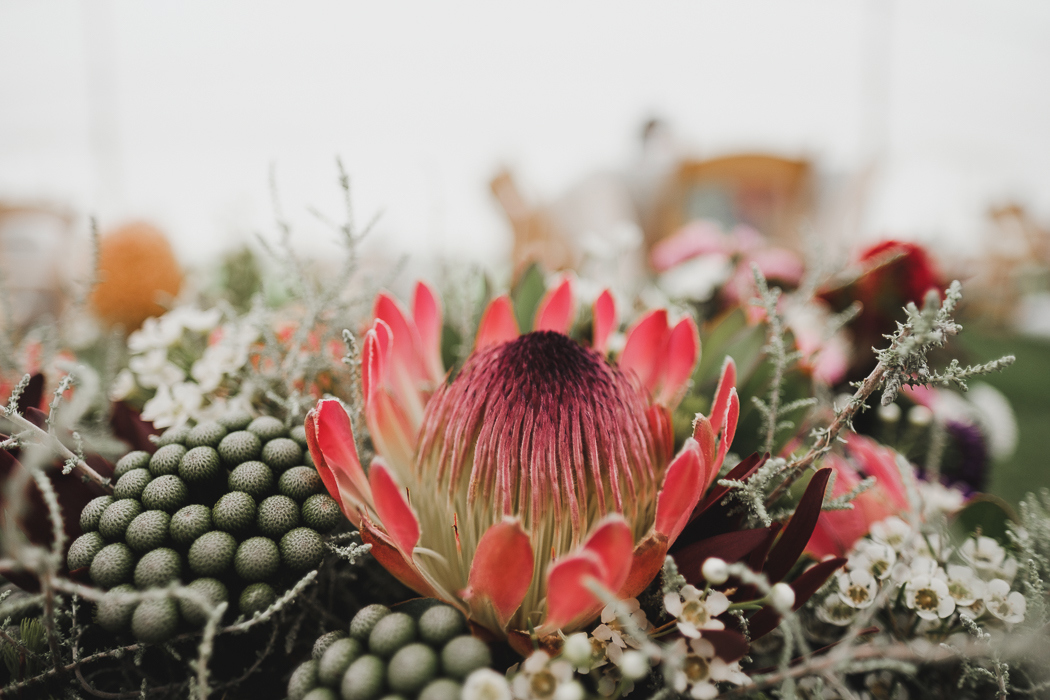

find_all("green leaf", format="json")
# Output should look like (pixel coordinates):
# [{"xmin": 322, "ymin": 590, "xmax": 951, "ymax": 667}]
[
  {"xmin": 951, "ymin": 495, "xmax": 1018, "ymax": 546},
  {"xmin": 511, "ymin": 263, "xmax": 547, "ymax": 334}
]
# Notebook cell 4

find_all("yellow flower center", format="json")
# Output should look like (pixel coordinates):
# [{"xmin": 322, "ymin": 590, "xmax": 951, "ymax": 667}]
[{"xmin": 684, "ymin": 654, "xmax": 710, "ymax": 683}]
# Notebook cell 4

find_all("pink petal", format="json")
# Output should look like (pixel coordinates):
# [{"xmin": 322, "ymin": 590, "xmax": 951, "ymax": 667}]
[
  {"xmin": 304, "ymin": 407, "xmax": 361, "ymax": 528},
  {"xmin": 374, "ymin": 292, "xmax": 427, "ymax": 381},
  {"xmin": 465, "ymin": 519, "xmax": 535, "ymax": 629},
  {"xmin": 692, "ymin": 416, "xmax": 717, "ymax": 484},
  {"xmin": 620, "ymin": 532, "xmax": 669, "ymax": 599},
  {"xmin": 708, "ymin": 356, "xmax": 737, "ymax": 432},
  {"xmin": 619, "ymin": 309, "xmax": 669, "ymax": 392},
  {"xmin": 592, "ymin": 289, "xmax": 617, "ymax": 355},
  {"xmin": 368, "ymin": 460, "xmax": 420, "ymax": 556},
  {"xmin": 714, "ymin": 389, "xmax": 740, "ymax": 477},
  {"xmin": 313, "ymin": 400, "xmax": 371, "ymax": 515},
  {"xmin": 582, "ymin": 515, "xmax": 635, "ymax": 594},
  {"xmin": 412, "ymin": 281, "xmax": 445, "ymax": 382},
  {"xmin": 359, "ymin": 515, "xmax": 436, "ymax": 598},
  {"xmin": 544, "ymin": 551, "xmax": 605, "ymax": 631},
  {"xmin": 656, "ymin": 317, "xmax": 700, "ymax": 407},
  {"xmin": 533, "ymin": 277, "xmax": 575, "ymax": 334},
  {"xmin": 361, "ymin": 323, "xmax": 390, "ymax": 403},
  {"xmin": 654, "ymin": 439, "xmax": 704, "ymax": 543},
  {"xmin": 649, "ymin": 220, "xmax": 730, "ymax": 272},
  {"xmin": 475, "ymin": 295, "xmax": 519, "ymax": 351}
]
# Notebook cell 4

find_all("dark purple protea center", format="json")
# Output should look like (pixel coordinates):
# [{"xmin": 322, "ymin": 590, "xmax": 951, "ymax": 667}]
[{"xmin": 415, "ymin": 331, "xmax": 660, "ymax": 539}]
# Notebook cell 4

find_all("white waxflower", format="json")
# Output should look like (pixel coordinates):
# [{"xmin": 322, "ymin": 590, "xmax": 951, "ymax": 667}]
[
  {"xmin": 905, "ymin": 575, "xmax": 955, "ymax": 620},
  {"xmin": 140, "ymin": 382, "xmax": 203, "ymax": 429},
  {"xmin": 667, "ymin": 638, "xmax": 750, "ymax": 700},
  {"xmin": 870, "ymin": 516, "xmax": 912, "ymax": 550},
  {"xmin": 837, "ymin": 569, "xmax": 878, "ymax": 609},
  {"xmin": 169, "ymin": 306, "xmax": 222, "ymax": 333},
  {"xmin": 960, "ymin": 536, "xmax": 1018, "ymax": 582},
  {"xmin": 917, "ymin": 480, "xmax": 966, "ymax": 520},
  {"xmin": 912, "ymin": 533, "xmax": 951, "ymax": 561},
  {"xmin": 770, "ymin": 583, "xmax": 795, "ymax": 612},
  {"xmin": 701, "ymin": 558, "xmax": 729, "ymax": 585},
  {"xmin": 464, "ymin": 668, "xmax": 512, "ymax": 700},
  {"xmin": 849, "ymin": 542, "xmax": 896, "ymax": 581},
  {"xmin": 816, "ymin": 595, "xmax": 857, "ymax": 627},
  {"xmin": 664, "ymin": 585, "xmax": 730, "ymax": 638},
  {"xmin": 590, "ymin": 598, "xmax": 652, "ymax": 665},
  {"xmin": 128, "ymin": 315, "xmax": 184, "ymax": 353},
  {"xmin": 128, "ymin": 349, "xmax": 185, "ymax": 389},
  {"xmin": 617, "ymin": 650, "xmax": 649, "ymax": 681},
  {"xmin": 983, "ymin": 579, "xmax": 1026, "ymax": 624},
  {"xmin": 511, "ymin": 652, "xmax": 575, "ymax": 700},
  {"xmin": 945, "ymin": 565, "xmax": 984, "ymax": 607},
  {"xmin": 109, "ymin": 369, "xmax": 137, "ymax": 402},
  {"xmin": 560, "ymin": 633, "xmax": 593, "ymax": 671}
]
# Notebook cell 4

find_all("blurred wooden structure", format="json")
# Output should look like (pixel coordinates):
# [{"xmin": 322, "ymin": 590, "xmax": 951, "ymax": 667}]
[
  {"xmin": 490, "ymin": 170, "xmax": 577, "ymax": 281},
  {"xmin": 969, "ymin": 203, "xmax": 1050, "ymax": 324},
  {"xmin": 0, "ymin": 203, "xmax": 76, "ymax": 332}
]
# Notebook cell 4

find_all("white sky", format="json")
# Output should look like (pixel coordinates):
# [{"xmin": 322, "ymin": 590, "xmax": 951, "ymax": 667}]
[{"xmin": 2, "ymin": 1, "xmax": 1049, "ymax": 272}]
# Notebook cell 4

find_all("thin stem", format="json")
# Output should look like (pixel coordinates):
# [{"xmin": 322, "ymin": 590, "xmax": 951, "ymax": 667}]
[{"xmin": 0, "ymin": 406, "xmax": 112, "ymax": 492}]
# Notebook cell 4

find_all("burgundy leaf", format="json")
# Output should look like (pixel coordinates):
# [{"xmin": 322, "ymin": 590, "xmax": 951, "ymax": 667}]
[
  {"xmin": 745, "ymin": 557, "xmax": 847, "ymax": 639},
  {"xmin": 25, "ymin": 406, "xmax": 47, "ymax": 429},
  {"xmin": 110, "ymin": 401, "xmax": 160, "ymax": 453},
  {"xmin": 763, "ymin": 468, "xmax": 832, "ymax": 583},
  {"xmin": 674, "ymin": 528, "xmax": 771, "ymax": 585},
  {"xmin": 17, "ymin": 373, "xmax": 45, "ymax": 414},
  {"xmin": 748, "ymin": 522, "xmax": 782, "ymax": 572},
  {"xmin": 672, "ymin": 453, "xmax": 768, "ymax": 548},
  {"xmin": 700, "ymin": 629, "xmax": 749, "ymax": 663}
]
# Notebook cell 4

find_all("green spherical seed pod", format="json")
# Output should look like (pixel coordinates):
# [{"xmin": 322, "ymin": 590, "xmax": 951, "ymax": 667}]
[
  {"xmin": 155, "ymin": 424, "xmax": 190, "ymax": 447},
  {"xmin": 114, "ymin": 450, "xmax": 151, "ymax": 479},
  {"xmin": 133, "ymin": 547, "xmax": 182, "ymax": 589},
  {"xmin": 288, "ymin": 659, "xmax": 320, "ymax": 700},
  {"xmin": 440, "ymin": 636, "xmax": 491, "ymax": 680},
  {"xmin": 149, "ymin": 444, "xmax": 187, "ymax": 476},
  {"xmin": 179, "ymin": 446, "xmax": 222, "ymax": 484},
  {"xmin": 113, "ymin": 468, "xmax": 153, "ymax": 501},
  {"xmin": 213, "ymin": 491, "xmax": 256, "ymax": 533},
  {"xmin": 350, "ymin": 605, "xmax": 391, "ymax": 642},
  {"xmin": 257, "ymin": 494, "xmax": 300, "ymax": 538},
  {"xmin": 248, "ymin": 415, "xmax": 287, "ymax": 442},
  {"xmin": 290, "ymin": 424, "xmax": 308, "ymax": 449},
  {"xmin": 313, "ymin": 630, "xmax": 349, "ymax": 660},
  {"xmin": 280, "ymin": 527, "xmax": 324, "ymax": 572},
  {"xmin": 179, "ymin": 577, "xmax": 229, "ymax": 627},
  {"xmin": 186, "ymin": 420, "xmax": 227, "ymax": 448},
  {"xmin": 131, "ymin": 598, "xmax": 179, "ymax": 644},
  {"xmin": 80, "ymin": 495, "xmax": 114, "ymax": 533},
  {"xmin": 141, "ymin": 475, "xmax": 189, "ymax": 513},
  {"xmin": 418, "ymin": 606, "xmax": 466, "ymax": 647},
  {"xmin": 98, "ymin": 499, "xmax": 143, "ymax": 541},
  {"xmin": 368, "ymin": 612, "xmax": 416, "ymax": 658},
  {"xmin": 228, "ymin": 460, "xmax": 273, "ymax": 499},
  {"xmin": 234, "ymin": 537, "xmax": 280, "ymax": 582},
  {"xmin": 279, "ymin": 466, "xmax": 325, "ymax": 502},
  {"xmin": 319, "ymin": 637, "xmax": 365, "ymax": 687},
  {"xmin": 218, "ymin": 430, "xmax": 263, "ymax": 466},
  {"xmin": 340, "ymin": 655, "xmax": 385, "ymax": 700},
  {"xmin": 68, "ymin": 531, "xmax": 106, "ymax": 571},
  {"xmin": 239, "ymin": 582, "xmax": 276, "ymax": 616},
  {"xmin": 125, "ymin": 510, "xmax": 171, "ymax": 553},
  {"xmin": 90, "ymin": 542, "xmax": 135, "ymax": 588},
  {"xmin": 170, "ymin": 504, "xmax": 212, "ymax": 545},
  {"xmin": 218, "ymin": 409, "xmax": 254, "ymax": 432},
  {"xmin": 302, "ymin": 494, "xmax": 343, "ymax": 533},
  {"xmin": 303, "ymin": 689, "xmax": 338, "ymax": 700},
  {"xmin": 387, "ymin": 644, "xmax": 438, "ymax": 696},
  {"xmin": 95, "ymin": 584, "xmax": 136, "ymax": 632},
  {"xmin": 417, "ymin": 679, "xmax": 460, "ymax": 700},
  {"xmin": 262, "ymin": 437, "xmax": 302, "ymax": 472},
  {"xmin": 188, "ymin": 531, "xmax": 237, "ymax": 577}
]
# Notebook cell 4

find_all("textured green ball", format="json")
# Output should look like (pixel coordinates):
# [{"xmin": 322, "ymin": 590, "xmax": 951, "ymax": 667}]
[
  {"xmin": 418, "ymin": 606, "xmax": 466, "ymax": 647},
  {"xmin": 239, "ymin": 582, "xmax": 276, "ymax": 616},
  {"xmin": 188, "ymin": 531, "xmax": 237, "ymax": 577},
  {"xmin": 248, "ymin": 415, "xmax": 287, "ymax": 442},
  {"xmin": 155, "ymin": 424, "xmax": 190, "ymax": 447},
  {"xmin": 170, "ymin": 504, "xmax": 212, "ymax": 546},
  {"xmin": 340, "ymin": 655, "xmax": 386, "ymax": 700},
  {"xmin": 133, "ymin": 547, "xmax": 182, "ymax": 589},
  {"xmin": 114, "ymin": 450, "xmax": 151, "ymax": 479},
  {"xmin": 290, "ymin": 424, "xmax": 309, "ymax": 449},
  {"xmin": 288, "ymin": 659, "xmax": 320, "ymax": 700},
  {"xmin": 387, "ymin": 644, "xmax": 438, "ymax": 695},
  {"xmin": 131, "ymin": 598, "xmax": 179, "ymax": 644},
  {"xmin": 213, "ymin": 491, "xmax": 256, "ymax": 533},
  {"xmin": 440, "ymin": 636, "xmax": 491, "ymax": 680},
  {"xmin": 319, "ymin": 637, "xmax": 365, "ymax": 687},
  {"xmin": 262, "ymin": 437, "xmax": 302, "ymax": 472},
  {"xmin": 350, "ymin": 605, "xmax": 391, "ymax": 642},
  {"xmin": 95, "ymin": 584, "xmax": 136, "ymax": 632},
  {"xmin": 80, "ymin": 495, "xmax": 114, "ymax": 533},
  {"xmin": 98, "ymin": 498, "xmax": 143, "ymax": 541},
  {"xmin": 302, "ymin": 493, "xmax": 342, "ymax": 533},
  {"xmin": 186, "ymin": 420, "xmax": 227, "ymax": 448},
  {"xmin": 368, "ymin": 612, "xmax": 415, "ymax": 658},
  {"xmin": 418, "ymin": 679, "xmax": 460, "ymax": 700},
  {"xmin": 313, "ymin": 630, "xmax": 348, "ymax": 660},
  {"xmin": 149, "ymin": 444, "xmax": 187, "ymax": 476},
  {"xmin": 218, "ymin": 430, "xmax": 263, "ymax": 466},
  {"xmin": 114, "ymin": 468, "xmax": 153, "ymax": 501},
  {"xmin": 179, "ymin": 577, "xmax": 229, "ymax": 627},
  {"xmin": 90, "ymin": 542, "xmax": 135, "ymax": 588},
  {"xmin": 234, "ymin": 537, "xmax": 280, "ymax": 582},
  {"xmin": 280, "ymin": 527, "xmax": 324, "ymax": 572},
  {"xmin": 68, "ymin": 531, "xmax": 105, "ymax": 571},
  {"xmin": 218, "ymin": 409, "xmax": 254, "ymax": 432},
  {"xmin": 179, "ymin": 446, "xmax": 222, "ymax": 484},
  {"xmin": 279, "ymin": 466, "xmax": 325, "ymax": 502},
  {"xmin": 228, "ymin": 460, "xmax": 273, "ymax": 499},
  {"xmin": 257, "ymin": 494, "xmax": 300, "ymax": 538},
  {"xmin": 303, "ymin": 689, "xmax": 338, "ymax": 700},
  {"xmin": 125, "ymin": 510, "xmax": 171, "ymax": 552},
  {"xmin": 141, "ymin": 475, "xmax": 188, "ymax": 513}
]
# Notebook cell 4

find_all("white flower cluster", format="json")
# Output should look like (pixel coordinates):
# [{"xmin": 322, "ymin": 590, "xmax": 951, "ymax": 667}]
[{"xmin": 817, "ymin": 516, "xmax": 1027, "ymax": 630}]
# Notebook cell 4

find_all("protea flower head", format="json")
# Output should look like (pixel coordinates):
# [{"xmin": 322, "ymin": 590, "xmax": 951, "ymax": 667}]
[{"xmin": 305, "ymin": 279, "xmax": 740, "ymax": 645}]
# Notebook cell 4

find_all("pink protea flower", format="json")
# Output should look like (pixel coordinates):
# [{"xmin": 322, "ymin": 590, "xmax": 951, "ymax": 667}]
[{"xmin": 305, "ymin": 279, "xmax": 740, "ymax": 646}]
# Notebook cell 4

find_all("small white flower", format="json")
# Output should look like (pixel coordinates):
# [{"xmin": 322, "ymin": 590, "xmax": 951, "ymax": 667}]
[
  {"xmin": 917, "ymin": 480, "xmax": 966, "ymax": 520},
  {"xmin": 128, "ymin": 316, "xmax": 183, "ymax": 353},
  {"xmin": 170, "ymin": 306, "xmax": 222, "ymax": 333},
  {"xmin": 701, "ymin": 558, "xmax": 729, "ymax": 585},
  {"xmin": 983, "ymin": 579, "xmax": 1026, "ymax": 624},
  {"xmin": 128, "ymin": 349, "xmax": 185, "ymax": 389},
  {"xmin": 617, "ymin": 650, "xmax": 649, "ymax": 681},
  {"xmin": 770, "ymin": 583, "xmax": 795, "ymax": 612},
  {"xmin": 944, "ymin": 565, "xmax": 984, "ymax": 607},
  {"xmin": 849, "ymin": 542, "xmax": 896, "ymax": 581},
  {"xmin": 560, "ymin": 633, "xmax": 593, "ymax": 670},
  {"xmin": 667, "ymin": 638, "xmax": 749, "ymax": 700},
  {"xmin": 960, "ymin": 536, "xmax": 1018, "ymax": 582},
  {"xmin": 510, "ymin": 652, "xmax": 575, "ymax": 700},
  {"xmin": 912, "ymin": 533, "xmax": 951, "ymax": 561},
  {"xmin": 837, "ymin": 569, "xmax": 878, "ymax": 609},
  {"xmin": 464, "ymin": 668, "xmax": 512, "ymax": 700},
  {"xmin": 816, "ymin": 595, "xmax": 857, "ymax": 626},
  {"xmin": 664, "ymin": 585, "xmax": 729, "ymax": 638},
  {"xmin": 905, "ymin": 575, "xmax": 955, "ymax": 620},
  {"xmin": 109, "ymin": 369, "xmax": 137, "ymax": 401},
  {"xmin": 140, "ymin": 382, "xmax": 203, "ymax": 429},
  {"xmin": 591, "ymin": 598, "xmax": 651, "ymax": 664},
  {"xmin": 870, "ymin": 516, "xmax": 912, "ymax": 550}
]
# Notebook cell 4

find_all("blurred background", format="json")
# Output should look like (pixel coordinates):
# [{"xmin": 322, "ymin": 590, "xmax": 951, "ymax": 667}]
[{"xmin": 2, "ymin": 0, "xmax": 1049, "ymax": 503}]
